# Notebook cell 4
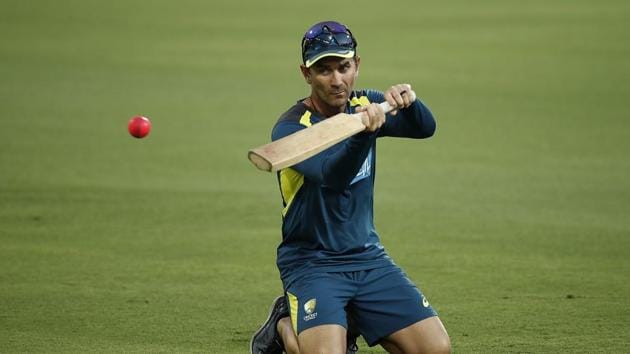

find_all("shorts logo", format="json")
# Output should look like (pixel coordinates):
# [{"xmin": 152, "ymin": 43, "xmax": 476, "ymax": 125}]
[
  {"xmin": 303, "ymin": 298, "xmax": 318, "ymax": 321},
  {"xmin": 422, "ymin": 295, "xmax": 430, "ymax": 308}
]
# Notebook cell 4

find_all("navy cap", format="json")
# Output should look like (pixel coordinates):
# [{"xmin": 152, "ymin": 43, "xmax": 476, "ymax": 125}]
[{"xmin": 301, "ymin": 21, "xmax": 357, "ymax": 68}]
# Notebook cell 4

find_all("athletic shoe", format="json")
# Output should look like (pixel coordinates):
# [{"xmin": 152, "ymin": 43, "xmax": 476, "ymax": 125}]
[{"xmin": 250, "ymin": 296, "xmax": 288, "ymax": 354}]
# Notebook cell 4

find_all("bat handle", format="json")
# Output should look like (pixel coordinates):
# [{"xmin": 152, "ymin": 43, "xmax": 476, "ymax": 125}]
[
  {"xmin": 377, "ymin": 90, "xmax": 414, "ymax": 113},
  {"xmin": 378, "ymin": 100, "xmax": 394, "ymax": 113}
]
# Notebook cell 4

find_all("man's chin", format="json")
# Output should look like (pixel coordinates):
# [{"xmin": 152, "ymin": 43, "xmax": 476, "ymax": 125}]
[{"xmin": 329, "ymin": 94, "xmax": 349, "ymax": 107}]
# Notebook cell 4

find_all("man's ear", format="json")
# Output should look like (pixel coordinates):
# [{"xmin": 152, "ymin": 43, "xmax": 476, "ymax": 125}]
[
  {"xmin": 354, "ymin": 56, "xmax": 361, "ymax": 78},
  {"xmin": 300, "ymin": 64, "xmax": 312, "ymax": 84}
]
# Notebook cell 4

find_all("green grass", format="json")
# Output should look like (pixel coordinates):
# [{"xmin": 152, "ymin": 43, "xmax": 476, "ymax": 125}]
[{"xmin": 1, "ymin": 0, "xmax": 629, "ymax": 352}]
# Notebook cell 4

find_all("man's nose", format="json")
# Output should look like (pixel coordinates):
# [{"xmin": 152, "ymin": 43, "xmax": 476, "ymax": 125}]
[{"xmin": 331, "ymin": 70, "xmax": 343, "ymax": 85}]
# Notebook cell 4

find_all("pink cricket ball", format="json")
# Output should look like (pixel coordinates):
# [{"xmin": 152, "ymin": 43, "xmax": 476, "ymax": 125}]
[{"xmin": 128, "ymin": 116, "xmax": 151, "ymax": 139}]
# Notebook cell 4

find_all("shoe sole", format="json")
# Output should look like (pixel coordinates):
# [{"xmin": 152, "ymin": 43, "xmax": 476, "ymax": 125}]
[{"xmin": 249, "ymin": 295, "xmax": 285, "ymax": 354}]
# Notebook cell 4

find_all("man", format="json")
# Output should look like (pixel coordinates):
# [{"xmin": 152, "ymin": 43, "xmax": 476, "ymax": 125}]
[{"xmin": 251, "ymin": 21, "xmax": 450, "ymax": 354}]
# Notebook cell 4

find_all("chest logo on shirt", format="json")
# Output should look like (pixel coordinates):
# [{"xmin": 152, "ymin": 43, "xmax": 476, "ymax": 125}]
[{"xmin": 351, "ymin": 149, "xmax": 372, "ymax": 185}]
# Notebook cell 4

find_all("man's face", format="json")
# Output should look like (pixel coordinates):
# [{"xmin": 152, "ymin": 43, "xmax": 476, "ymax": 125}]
[{"xmin": 304, "ymin": 57, "xmax": 360, "ymax": 108}]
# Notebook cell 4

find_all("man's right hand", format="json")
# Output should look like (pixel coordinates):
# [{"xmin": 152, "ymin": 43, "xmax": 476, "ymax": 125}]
[{"xmin": 355, "ymin": 103, "xmax": 386, "ymax": 132}]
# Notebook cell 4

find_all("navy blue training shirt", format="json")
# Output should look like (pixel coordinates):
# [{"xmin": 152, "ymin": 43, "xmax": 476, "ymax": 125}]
[{"xmin": 272, "ymin": 89, "xmax": 436, "ymax": 288}]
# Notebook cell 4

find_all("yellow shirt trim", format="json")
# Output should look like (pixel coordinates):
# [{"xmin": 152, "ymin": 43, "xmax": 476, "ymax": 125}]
[
  {"xmin": 349, "ymin": 95, "xmax": 371, "ymax": 107},
  {"xmin": 299, "ymin": 111, "xmax": 312, "ymax": 127},
  {"xmin": 280, "ymin": 168, "xmax": 304, "ymax": 216}
]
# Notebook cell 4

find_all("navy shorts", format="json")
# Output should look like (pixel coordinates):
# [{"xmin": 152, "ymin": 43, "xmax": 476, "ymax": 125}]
[{"xmin": 284, "ymin": 263, "xmax": 437, "ymax": 346}]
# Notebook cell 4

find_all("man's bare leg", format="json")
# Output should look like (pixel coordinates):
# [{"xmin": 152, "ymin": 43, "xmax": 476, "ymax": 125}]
[
  {"xmin": 298, "ymin": 324, "xmax": 347, "ymax": 354},
  {"xmin": 277, "ymin": 321, "xmax": 347, "ymax": 354},
  {"xmin": 379, "ymin": 316, "xmax": 450, "ymax": 354},
  {"xmin": 277, "ymin": 317, "xmax": 300, "ymax": 354}
]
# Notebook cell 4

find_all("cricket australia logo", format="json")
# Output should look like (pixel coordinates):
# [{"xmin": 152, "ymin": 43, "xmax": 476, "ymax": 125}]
[{"xmin": 303, "ymin": 298, "xmax": 318, "ymax": 321}]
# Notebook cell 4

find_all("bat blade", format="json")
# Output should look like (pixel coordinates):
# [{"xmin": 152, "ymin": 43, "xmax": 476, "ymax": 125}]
[
  {"xmin": 248, "ymin": 113, "xmax": 365, "ymax": 172},
  {"xmin": 248, "ymin": 100, "xmax": 394, "ymax": 172}
]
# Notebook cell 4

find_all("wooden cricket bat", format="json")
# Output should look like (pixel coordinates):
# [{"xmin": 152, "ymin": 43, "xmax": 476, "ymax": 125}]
[{"xmin": 248, "ymin": 101, "xmax": 394, "ymax": 172}]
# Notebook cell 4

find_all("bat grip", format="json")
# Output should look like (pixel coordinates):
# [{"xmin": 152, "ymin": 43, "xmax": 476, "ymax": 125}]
[{"xmin": 378, "ymin": 100, "xmax": 394, "ymax": 113}]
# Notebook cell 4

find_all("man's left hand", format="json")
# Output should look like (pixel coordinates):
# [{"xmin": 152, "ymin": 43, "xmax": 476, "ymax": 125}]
[{"xmin": 384, "ymin": 84, "xmax": 417, "ymax": 116}]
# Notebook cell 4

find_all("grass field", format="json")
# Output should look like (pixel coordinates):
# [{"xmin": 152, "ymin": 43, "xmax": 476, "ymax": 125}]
[{"xmin": 1, "ymin": 0, "xmax": 629, "ymax": 352}]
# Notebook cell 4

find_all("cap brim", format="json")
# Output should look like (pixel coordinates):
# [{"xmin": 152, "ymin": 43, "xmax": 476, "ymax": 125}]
[{"xmin": 305, "ymin": 49, "xmax": 355, "ymax": 68}]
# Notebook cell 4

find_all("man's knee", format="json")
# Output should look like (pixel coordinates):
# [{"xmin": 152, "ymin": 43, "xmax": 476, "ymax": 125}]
[
  {"xmin": 415, "ymin": 320, "xmax": 451, "ymax": 354},
  {"xmin": 384, "ymin": 317, "xmax": 451, "ymax": 354},
  {"xmin": 421, "ymin": 332, "xmax": 451, "ymax": 354},
  {"xmin": 399, "ymin": 332, "xmax": 451, "ymax": 354}
]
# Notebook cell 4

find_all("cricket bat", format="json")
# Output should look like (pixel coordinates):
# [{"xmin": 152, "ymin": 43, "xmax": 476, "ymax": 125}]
[{"xmin": 248, "ymin": 100, "xmax": 394, "ymax": 172}]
